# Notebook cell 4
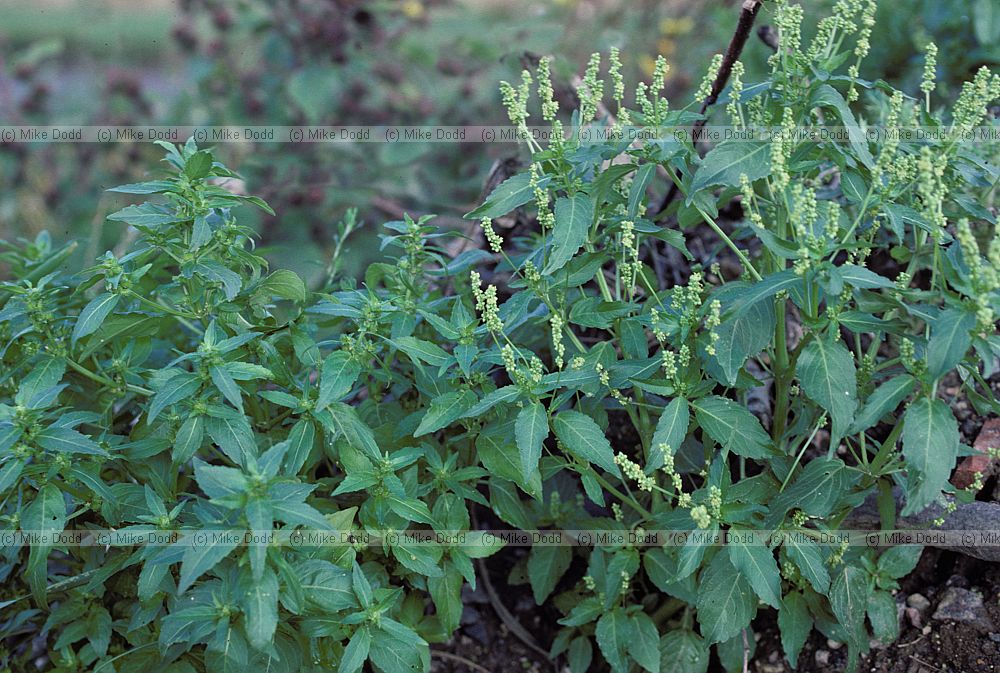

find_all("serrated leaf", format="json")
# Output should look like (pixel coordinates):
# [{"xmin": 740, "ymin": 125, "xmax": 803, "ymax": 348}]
[
  {"xmin": 527, "ymin": 543, "xmax": 572, "ymax": 605},
  {"xmin": 414, "ymin": 390, "xmax": 475, "ymax": 436},
  {"xmin": 850, "ymin": 375, "xmax": 915, "ymax": 434},
  {"xmin": 712, "ymin": 294, "xmax": 774, "ymax": 386},
  {"xmin": 696, "ymin": 552, "xmax": 756, "ymax": 644},
  {"xmin": 515, "ymin": 401, "xmax": 548, "ymax": 482},
  {"xmin": 648, "ymin": 397, "xmax": 688, "ymax": 471},
  {"xmin": 205, "ymin": 413, "xmax": 257, "ymax": 466},
  {"xmin": 544, "ymin": 194, "xmax": 595, "ymax": 275},
  {"xmin": 185, "ymin": 150, "xmax": 214, "ymax": 180},
  {"xmin": 341, "ymin": 627, "xmax": 371, "ymax": 673},
  {"xmin": 902, "ymin": 397, "xmax": 959, "ymax": 515},
  {"xmin": 727, "ymin": 531, "xmax": 781, "ymax": 608},
  {"xmin": 630, "ymin": 612, "xmax": 660, "ymax": 673},
  {"xmin": 595, "ymin": 608, "xmax": 631, "ymax": 673},
  {"xmin": 178, "ymin": 536, "xmax": 240, "ymax": 594},
  {"xmin": 829, "ymin": 566, "xmax": 870, "ymax": 650},
  {"xmin": 552, "ymin": 410, "xmax": 621, "ymax": 476},
  {"xmin": 868, "ymin": 590, "xmax": 899, "ymax": 644},
  {"xmin": 284, "ymin": 419, "xmax": 315, "ymax": 475},
  {"xmin": 926, "ymin": 308, "xmax": 975, "ymax": 379},
  {"xmin": 35, "ymin": 426, "xmax": 107, "ymax": 456},
  {"xmin": 689, "ymin": 142, "xmax": 771, "ymax": 197},
  {"xmin": 317, "ymin": 351, "xmax": 360, "ymax": 410},
  {"xmin": 877, "ymin": 545, "xmax": 922, "ymax": 579},
  {"xmin": 241, "ymin": 568, "xmax": 279, "ymax": 650},
  {"xmin": 465, "ymin": 172, "xmax": 541, "ymax": 219},
  {"xmin": 778, "ymin": 591, "xmax": 811, "ymax": 668},
  {"xmin": 796, "ymin": 336, "xmax": 858, "ymax": 446},
  {"xmin": 174, "ymin": 415, "xmax": 204, "ymax": 464},
  {"xmin": 210, "ymin": 365, "xmax": 244, "ymax": 413},
  {"xmin": 693, "ymin": 396, "xmax": 772, "ymax": 458},
  {"xmin": 785, "ymin": 538, "xmax": 830, "ymax": 593},
  {"xmin": 148, "ymin": 371, "xmax": 201, "ymax": 424},
  {"xmin": 659, "ymin": 630, "xmax": 709, "ymax": 673},
  {"xmin": 72, "ymin": 292, "xmax": 119, "ymax": 344},
  {"xmin": 257, "ymin": 269, "xmax": 306, "ymax": 303}
]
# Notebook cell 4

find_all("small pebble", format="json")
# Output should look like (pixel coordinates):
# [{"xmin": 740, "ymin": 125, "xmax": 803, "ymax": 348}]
[
  {"xmin": 907, "ymin": 593, "xmax": 930, "ymax": 611},
  {"xmin": 815, "ymin": 650, "xmax": 830, "ymax": 666},
  {"xmin": 826, "ymin": 639, "xmax": 843, "ymax": 650}
]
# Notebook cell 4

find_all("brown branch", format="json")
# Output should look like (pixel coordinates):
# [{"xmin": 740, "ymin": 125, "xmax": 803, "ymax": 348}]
[{"xmin": 654, "ymin": 0, "xmax": 766, "ymax": 220}]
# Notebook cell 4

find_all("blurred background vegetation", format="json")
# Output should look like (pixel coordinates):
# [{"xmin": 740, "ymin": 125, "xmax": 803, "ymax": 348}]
[{"xmin": 1, "ymin": 0, "xmax": 998, "ymax": 283}]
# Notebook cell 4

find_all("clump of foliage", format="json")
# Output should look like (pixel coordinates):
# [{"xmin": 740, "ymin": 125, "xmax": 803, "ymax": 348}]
[{"xmin": 2, "ymin": 0, "xmax": 1000, "ymax": 671}]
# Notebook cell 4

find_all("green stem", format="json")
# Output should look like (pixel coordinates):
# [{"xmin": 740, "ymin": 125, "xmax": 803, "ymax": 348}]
[{"xmin": 66, "ymin": 358, "xmax": 152, "ymax": 396}]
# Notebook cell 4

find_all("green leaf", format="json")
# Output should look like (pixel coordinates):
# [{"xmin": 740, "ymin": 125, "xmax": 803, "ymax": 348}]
[
  {"xmin": 796, "ymin": 336, "xmax": 858, "ymax": 446},
  {"xmin": 630, "ymin": 612, "xmax": 661, "ymax": 673},
  {"xmin": 107, "ymin": 179, "xmax": 175, "ymax": 194},
  {"xmin": 71, "ymin": 292, "xmax": 119, "ymax": 344},
  {"xmin": 595, "ymin": 608, "xmax": 631, "ymax": 673},
  {"xmin": 784, "ymin": 538, "xmax": 830, "ymax": 593},
  {"xmin": 850, "ymin": 375, "xmax": 915, "ymax": 434},
  {"xmin": 727, "ymin": 531, "xmax": 781, "ymax": 608},
  {"xmin": 35, "ymin": 427, "xmax": 107, "ymax": 456},
  {"xmin": 465, "ymin": 171, "xmax": 546, "ymax": 219},
  {"xmin": 107, "ymin": 203, "xmax": 182, "ymax": 227},
  {"xmin": 369, "ymin": 624, "xmax": 428, "ymax": 673},
  {"xmin": 648, "ymin": 397, "xmax": 689, "ymax": 471},
  {"xmin": 527, "ymin": 544, "xmax": 572, "ymax": 605},
  {"xmin": 877, "ymin": 545, "xmax": 922, "ymax": 579},
  {"xmin": 552, "ymin": 410, "xmax": 621, "ymax": 476},
  {"xmin": 428, "ymin": 565, "xmax": 463, "ymax": 633},
  {"xmin": 568, "ymin": 637, "xmax": 593, "ymax": 673},
  {"xmin": 727, "ymin": 271, "xmax": 799, "ymax": 320},
  {"xmin": 194, "ymin": 458, "xmax": 248, "ymax": 499},
  {"xmin": 298, "ymin": 560, "xmax": 355, "ymax": 612},
  {"xmin": 184, "ymin": 150, "xmax": 214, "ymax": 180},
  {"xmin": 628, "ymin": 163, "xmax": 656, "ymax": 219},
  {"xmin": 689, "ymin": 142, "xmax": 771, "ymax": 197},
  {"xmin": 341, "ymin": 627, "xmax": 371, "ymax": 673},
  {"xmin": 544, "ymin": 194, "xmax": 595, "ymax": 275},
  {"xmin": 257, "ymin": 269, "xmax": 306, "ymax": 303},
  {"xmin": 461, "ymin": 385, "xmax": 521, "ymax": 418},
  {"xmin": 414, "ymin": 390, "xmax": 475, "ymax": 436},
  {"xmin": 23, "ymin": 484, "xmax": 66, "ymax": 605},
  {"xmin": 809, "ymin": 84, "xmax": 876, "ymax": 168},
  {"xmin": 148, "ymin": 371, "xmax": 202, "ymax": 423},
  {"xmin": 711, "ymin": 294, "xmax": 774, "ymax": 386},
  {"xmin": 284, "ymin": 419, "xmax": 315, "ymax": 475},
  {"xmin": 240, "ymin": 567, "xmax": 279, "ymax": 650},
  {"xmin": 393, "ymin": 336, "xmax": 451, "ymax": 367},
  {"xmin": 160, "ymin": 606, "xmax": 219, "ymax": 647},
  {"xmin": 829, "ymin": 566, "xmax": 871, "ymax": 649},
  {"xmin": 926, "ymin": 308, "xmax": 975, "ymax": 379},
  {"xmin": 778, "ymin": 591, "xmax": 811, "ymax": 668},
  {"xmin": 868, "ymin": 590, "xmax": 899, "ymax": 644},
  {"xmin": 210, "ymin": 365, "xmax": 244, "ymax": 413},
  {"xmin": 317, "ymin": 351, "xmax": 361, "ymax": 410},
  {"xmin": 832, "ymin": 264, "xmax": 893, "ymax": 290},
  {"xmin": 514, "ymin": 401, "xmax": 548, "ymax": 482},
  {"xmin": 901, "ymin": 397, "xmax": 959, "ymax": 515},
  {"xmin": 178, "ymin": 535, "xmax": 240, "ymax": 594},
  {"xmin": 15, "ymin": 357, "xmax": 66, "ymax": 407},
  {"xmin": 205, "ymin": 413, "xmax": 257, "ymax": 466},
  {"xmin": 174, "ymin": 415, "xmax": 204, "ymax": 464},
  {"xmin": 659, "ymin": 630, "xmax": 709, "ymax": 673},
  {"xmin": 693, "ymin": 396, "xmax": 772, "ymax": 458},
  {"xmin": 386, "ymin": 495, "xmax": 435, "ymax": 525},
  {"xmin": 695, "ymin": 552, "xmax": 756, "ymax": 644}
]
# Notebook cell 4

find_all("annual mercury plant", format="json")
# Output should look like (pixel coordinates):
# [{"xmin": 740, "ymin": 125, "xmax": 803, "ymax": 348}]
[{"xmin": 2, "ymin": 0, "xmax": 1000, "ymax": 671}]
